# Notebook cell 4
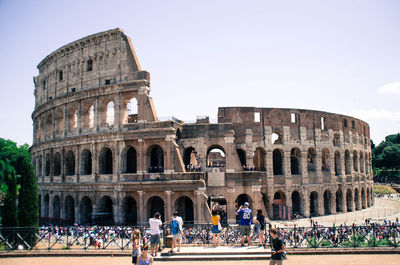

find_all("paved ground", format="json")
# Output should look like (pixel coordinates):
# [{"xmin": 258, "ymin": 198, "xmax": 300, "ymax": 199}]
[{"xmin": 1, "ymin": 255, "xmax": 400, "ymax": 265}]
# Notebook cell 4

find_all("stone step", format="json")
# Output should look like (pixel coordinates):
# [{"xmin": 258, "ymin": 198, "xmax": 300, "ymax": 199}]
[{"xmin": 156, "ymin": 253, "xmax": 271, "ymax": 261}]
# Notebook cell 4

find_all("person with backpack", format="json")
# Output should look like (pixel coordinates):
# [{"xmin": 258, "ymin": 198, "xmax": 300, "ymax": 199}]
[
  {"xmin": 253, "ymin": 209, "xmax": 268, "ymax": 248},
  {"xmin": 169, "ymin": 211, "xmax": 183, "ymax": 254},
  {"xmin": 269, "ymin": 227, "xmax": 286, "ymax": 265}
]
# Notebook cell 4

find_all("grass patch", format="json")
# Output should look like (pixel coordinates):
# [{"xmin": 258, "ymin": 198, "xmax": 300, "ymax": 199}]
[{"xmin": 374, "ymin": 185, "xmax": 397, "ymax": 194}]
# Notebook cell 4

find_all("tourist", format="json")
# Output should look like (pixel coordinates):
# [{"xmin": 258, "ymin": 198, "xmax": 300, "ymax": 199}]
[
  {"xmin": 236, "ymin": 202, "xmax": 252, "ymax": 246},
  {"xmin": 211, "ymin": 210, "xmax": 221, "ymax": 247},
  {"xmin": 137, "ymin": 245, "xmax": 154, "ymax": 265},
  {"xmin": 253, "ymin": 209, "xmax": 268, "ymax": 247},
  {"xmin": 169, "ymin": 211, "xmax": 183, "ymax": 253},
  {"xmin": 131, "ymin": 229, "xmax": 141, "ymax": 264},
  {"xmin": 269, "ymin": 227, "xmax": 286, "ymax": 265},
  {"xmin": 149, "ymin": 212, "xmax": 162, "ymax": 257}
]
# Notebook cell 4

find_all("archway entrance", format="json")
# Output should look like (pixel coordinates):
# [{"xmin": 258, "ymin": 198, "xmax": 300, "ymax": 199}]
[
  {"xmin": 235, "ymin": 194, "xmax": 252, "ymax": 223},
  {"xmin": 323, "ymin": 190, "xmax": 331, "ymax": 215},
  {"xmin": 64, "ymin": 196, "xmax": 75, "ymax": 225},
  {"xmin": 95, "ymin": 196, "xmax": 114, "ymax": 225},
  {"xmin": 148, "ymin": 196, "xmax": 165, "ymax": 222},
  {"xmin": 80, "ymin": 196, "xmax": 92, "ymax": 225},
  {"xmin": 291, "ymin": 191, "xmax": 301, "ymax": 218},
  {"xmin": 310, "ymin": 191, "xmax": 318, "ymax": 216},
  {"xmin": 272, "ymin": 191, "xmax": 286, "ymax": 220},
  {"xmin": 176, "ymin": 196, "xmax": 194, "ymax": 224},
  {"xmin": 336, "ymin": 189, "xmax": 343, "ymax": 213},
  {"xmin": 149, "ymin": 145, "xmax": 164, "ymax": 173},
  {"xmin": 122, "ymin": 197, "xmax": 137, "ymax": 225},
  {"xmin": 346, "ymin": 189, "xmax": 353, "ymax": 212},
  {"xmin": 52, "ymin": 196, "xmax": 61, "ymax": 224}
]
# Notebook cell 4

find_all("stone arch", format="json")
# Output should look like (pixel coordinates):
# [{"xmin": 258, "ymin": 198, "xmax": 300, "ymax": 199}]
[
  {"xmin": 271, "ymin": 130, "xmax": 283, "ymax": 144},
  {"xmin": 291, "ymin": 191, "xmax": 301, "ymax": 217},
  {"xmin": 55, "ymin": 108, "xmax": 63, "ymax": 133},
  {"xmin": 273, "ymin": 148, "xmax": 284, "ymax": 175},
  {"xmin": 46, "ymin": 113, "xmax": 53, "ymax": 138},
  {"xmin": 354, "ymin": 188, "xmax": 360, "ymax": 210},
  {"xmin": 175, "ymin": 196, "xmax": 194, "ymax": 224},
  {"xmin": 53, "ymin": 152, "xmax": 61, "ymax": 176},
  {"xmin": 43, "ymin": 193, "xmax": 50, "ymax": 219},
  {"xmin": 45, "ymin": 153, "xmax": 50, "ymax": 176},
  {"xmin": 122, "ymin": 196, "xmax": 137, "ymax": 225},
  {"xmin": 80, "ymin": 149, "xmax": 92, "ymax": 175},
  {"xmin": 106, "ymin": 101, "xmax": 115, "ymax": 126},
  {"xmin": 346, "ymin": 189, "xmax": 353, "ymax": 212},
  {"xmin": 365, "ymin": 151, "xmax": 369, "ymax": 174},
  {"xmin": 65, "ymin": 150, "xmax": 75, "ymax": 176},
  {"xmin": 122, "ymin": 146, "xmax": 137, "ymax": 173},
  {"xmin": 272, "ymin": 191, "xmax": 286, "ymax": 220},
  {"xmin": 64, "ymin": 195, "xmax": 75, "ymax": 225},
  {"xmin": 147, "ymin": 196, "xmax": 165, "ymax": 222},
  {"xmin": 207, "ymin": 145, "xmax": 226, "ymax": 168},
  {"xmin": 361, "ymin": 187, "xmax": 366, "ymax": 209},
  {"xmin": 96, "ymin": 195, "xmax": 114, "ymax": 225},
  {"xmin": 235, "ymin": 194, "xmax": 253, "ymax": 223},
  {"xmin": 253, "ymin": 147, "xmax": 266, "ymax": 171},
  {"xmin": 359, "ymin": 152, "xmax": 365, "ymax": 173},
  {"xmin": 309, "ymin": 191, "xmax": 319, "ymax": 216},
  {"xmin": 334, "ymin": 151, "xmax": 341, "ymax": 176},
  {"xmin": 290, "ymin": 148, "xmax": 301, "ymax": 175},
  {"xmin": 333, "ymin": 133, "xmax": 340, "ymax": 147},
  {"xmin": 122, "ymin": 97, "xmax": 138, "ymax": 124},
  {"xmin": 148, "ymin": 145, "xmax": 164, "ymax": 173},
  {"xmin": 52, "ymin": 195, "xmax": 61, "ymax": 224},
  {"xmin": 67, "ymin": 106, "xmax": 78, "ymax": 130},
  {"xmin": 236, "ymin": 149, "xmax": 246, "ymax": 167},
  {"xmin": 323, "ymin": 190, "xmax": 332, "ymax": 215},
  {"xmin": 336, "ymin": 188, "xmax": 343, "ymax": 213},
  {"xmin": 345, "ymin": 150, "xmax": 351, "ymax": 174},
  {"xmin": 81, "ymin": 102, "xmax": 95, "ymax": 130},
  {"xmin": 321, "ymin": 148, "xmax": 330, "ymax": 171},
  {"xmin": 307, "ymin": 148, "xmax": 317, "ymax": 172},
  {"xmin": 80, "ymin": 196, "xmax": 92, "ymax": 225},
  {"xmin": 353, "ymin": 150, "xmax": 358, "ymax": 172},
  {"xmin": 99, "ymin": 147, "xmax": 113, "ymax": 174},
  {"xmin": 184, "ymin": 147, "xmax": 198, "ymax": 170}
]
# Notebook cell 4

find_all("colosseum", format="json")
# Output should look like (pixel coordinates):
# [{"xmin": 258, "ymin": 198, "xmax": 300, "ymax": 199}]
[{"xmin": 30, "ymin": 28, "xmax": 374, "ymax": 225}]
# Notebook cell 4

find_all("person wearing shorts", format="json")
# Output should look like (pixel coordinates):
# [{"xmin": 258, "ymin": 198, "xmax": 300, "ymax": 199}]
[
  {"xmin": 236, "ymin": 202, "xmax": 252, "ymax": 246},
  {"xmin": 211, "ymin": 210, "xmax": 221, "ymax": 247},
  {"xmin": 170, "ymin": 212, "xmax": 183, "ymax": 253},
  {"xmin": 149, "ymin": 212, "xmax": 162, "ymax": 256}
]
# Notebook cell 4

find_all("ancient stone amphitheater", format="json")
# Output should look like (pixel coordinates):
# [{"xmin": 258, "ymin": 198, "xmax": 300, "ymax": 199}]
[{"xmin": 31, "ymin": 28, "xmax": 374, "ymax": 225}]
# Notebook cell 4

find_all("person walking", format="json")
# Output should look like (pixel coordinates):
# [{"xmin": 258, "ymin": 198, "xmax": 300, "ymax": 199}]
[
  {"xmin": 149, "ymin": 212, "xmax": 162, "ymax": 257},
  {"xmin": 131, "ymin": 229, "xmax": 141, "ymax": 264},
  {"xmin": 253, "ymin": 209, "xmax": 268, "ymax": 247},
  {"xmin": 236, "ymin": 202, "xmax": 252, "ymax": 246},
  {"xmin": 269, "ymin": 227, "xmax": 286, "ymax": 265},
  {"xmin": 137, "ymin": 245, "xmax": 154, "ymax": 265},
  {"xmin": 169, "ymin": 211, "xmax": 183, "ymax": 253},
  {"xmin": 211, "ymin": 210, "xmax": 221, "ymax": 247}
]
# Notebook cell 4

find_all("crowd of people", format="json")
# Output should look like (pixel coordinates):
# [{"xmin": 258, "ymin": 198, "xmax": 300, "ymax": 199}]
[{"xmin": 186, "ymin": 164, "xmax": 202, "ymax": 172}]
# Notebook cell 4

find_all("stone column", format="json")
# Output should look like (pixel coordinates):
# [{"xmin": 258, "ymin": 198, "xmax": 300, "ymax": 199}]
[
  {"xmin": 227, "ymin": 189, "xmax": 237, "ymax": 224},
  {"xmin": 302, "ymin": 190, "xmax": 310, "ymax": 218},
  {"xmin": 224, "ymin": 135, "xmax": 237, "ymax": 173},
  {"xmin": 316, "ymin": 150, "xmax": 323, "ymax": 183},
  {"xmin": 284, "ymin": 150, "xmax": 291, "ymax": 186},
  {"xmin": 138, "ymin": 191, "xmax": 145, "ymax": 225},
  {"xmin": 164, "ymin": 136, "xmax": 174, "ymax": 173},
  {"xmin": 52, "ymin": 109, "xmax": 56, "ymax": 139},
  {"xmin": 75, "ymin": 193, "xmax": 80, "ymax": 224},
  {"xmin": 95, "ymin": 96, "xmax": 100, "ymax": 131},
  {"xmin": 77, "ymin": 100, "xmax": 82, "ymax": 133},
  {"xmin": 115, "ymin": 92, "xmax": 121, "ymax": 129},
  {"xmin": 301, "ymin": 151, "xmax": 309, "ymax": 184},
  {"xmin": 317, "ymin": 191, "xmax": 324, "ymax": 216},
  {"xmin": 165, "ymin": 191, "xmax": 172, "ymax": 220},
  {"xmin": 195, "ymin": 190, "xmax": 204, "ymax": 223},
  {"xmin": 137, "ymin": 139, "xmax": 145, "ymax": 173},
  {"xmin": 75, "ymin": 145, "xmax": 80, "ymax": 182},
  {"xmin": 330, "ymin": 192, "xmax": 337, "ymax": 215},
  {"xmin": 63, "ymin": 104, "xmax": 67, "ymax": 137}
]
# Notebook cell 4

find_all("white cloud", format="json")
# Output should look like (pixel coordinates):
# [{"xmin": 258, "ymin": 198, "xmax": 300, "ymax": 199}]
[
  {"xmin": 378, "ymin": 81, "xmax": 400, "ymax": 94},
  {"xmin": 351, "ymin": 108, "xmax": 400, "ymax": 121}
]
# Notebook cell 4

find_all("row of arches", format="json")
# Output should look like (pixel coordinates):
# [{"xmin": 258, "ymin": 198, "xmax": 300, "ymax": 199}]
[
  {"xmin": 34, "ymin": 97, "xmax": 139, "ymax": 142},
  {"xmin": 40, "ymin": 194, "xmax": 194, "ymax": 225}
]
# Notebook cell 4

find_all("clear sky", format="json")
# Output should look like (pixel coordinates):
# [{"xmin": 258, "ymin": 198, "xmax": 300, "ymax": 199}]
[{"xmin": 0, "ymin": 0, "xmax": 399, "ymax": 146}]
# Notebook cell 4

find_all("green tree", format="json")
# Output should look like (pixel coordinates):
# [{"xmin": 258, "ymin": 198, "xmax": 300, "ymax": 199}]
[
  {"xmin": 373, "ymin": 133, "xmax": 400, "ymax": 169},
  {"xmin": 2, "ymin": 170, "xmax": 18, "ymax": 227},
  {"xmin": 18, "ymin": 157, "xmax": 39, "ymax": 227}
]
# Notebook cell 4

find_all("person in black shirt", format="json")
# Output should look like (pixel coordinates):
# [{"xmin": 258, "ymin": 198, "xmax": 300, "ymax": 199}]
[{"xmin": 269, "ymin": 227, "xmax": 286, "ymax": 265}]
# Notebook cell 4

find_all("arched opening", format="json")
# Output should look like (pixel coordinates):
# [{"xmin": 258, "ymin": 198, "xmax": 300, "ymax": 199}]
[
  {"xmin": 96, "ymin": 196, "xmax": 114, "ymax": 225},
  {"xmin": 37, "ymin": 155, "xmax": 42, "ymax": 177},
  {"xmin": 353, "ymin": 151, "xmax": 358, "ymax": 172},
  {"xmin": 236, "ymin": 149, "xmax": 246, "ymax": 168},
  {"xmin": 333, "ymin": 134, "xmax": 340, "ymax": 147},
  {"xmin": 52, "ymin": 195, "xmax": 61, "ymax": 224},
  {"xmin": 46, "ymin": 114, "xmax": 53, "ymax": 138},
  {"xmin": 80, "ymin": 149, "xmax": 92, "ymax": 175},
  {"xmin": 209, "ymin": 196, "xmax": 227, "ymax": 224},
  {"xmin": 361, "ymin": 188, "xmax": 366, "ymax": 209},
  {"xmin": 273, "ymin": 149, "xmax": 283, "ymax": 175},
  {"xmin": 291, "ymin": 191, "xmax": 301, "ymax": 217},
  {"xmin": 345, "ymin": 150, "xmax": 351, "ymax": 174},
  {"xmin": 365, "ymin": 152, "xmax": 369, "ymax": 174},
  {"xmin": 88, "ymin": 105, "xmax": 95, "ymax": 128},
  {"xmin": 122, "ymin": 196, "xmax": 137, "ymax": 225},
  {"xmin": 346, "ymin": 189, "xmax": 353, "ymax": 212},
  {"xmin": 334, "ymin": 151, "xmax": 341, "ymax": 176},
  {"xmin": 147, "ymin": 196, "xmax": 165, "ymax": 222},
  {"xmin": 336, "ymin": 189, "xmax": 343, "ymax": 213},
  {"xmin": 175, "ymin": 196, "xmax": 194, "ymax": 224},
  {"xmin": 323, "ymin": 190, "xmax": 331, "ymax": 215},
  {"xmin": 253, "ymin": 147, "xmax": 266, "ymax": 171},
  {"xmin": 67, "ymin": 107, "xmax": 77, "ymax": 130},
  {"xmin": 99, "ymin": 147, "xmax": 113, "ymax": 174},
  {"xmin": 321, "ymin": 148, "xmax": 330, "ymax": 171},
  {"xmin": 359, "ymin": 152, "xmax": 364, "ymax": 173},
  {"xmin": 272, "ymin": 191, "xmax": 286, "ymax": 220},
  {"xmin": 45, "ymin": 153, "xmax": 50, "ymax": 176},
  {"xmin": 125, "ymin": 98, "xmax": 138, "ymax": 124},
  {"xmin": 235, "ymin": 194, "xmax": 252, "ymax": 223},
  {"xmin": 43, "ymin": 194, "xmax": 49, "ymax": 219},
  {"xmin": 123, "ymin": 146, "xmax": 137, "ymax": 173},
  {"xmin": 310, "ymin": 191, "xmax": 319, "ymax": 216},
  {"xmin": 367, "ymin": 188, "xmax": 371, "ymax": 207},
  {"xmin": 53, "ymin": 152, "xmax": 61, "ymax": 176},
  {"xmin": 80, "ymin": 196, "xmax": 92, "ymax": 225},
  {"xmin": 65, "ymin": 150, "xmax": 75, "ymax": 176},
  {"xmin": 149, "ymin": 145, "xmax": 164, "ymax": 173},
  {"xmin": 106, "ymin": 101, "xmax": 114, "ymax": 126},
  {"xmin": 207, "ymin": 146, "xmax": 226, "ymax": 168},
  {"xmin": 271, "ymin": 131, "xmax": 283, "ymax": 144},
  {"xmin": 290, "ymin": 148, "xmax": 301, "ymax": 175},
  {"xmin": 343, "ymin": 119, "xmax": 348, "ymax": 128},
  {"xmin": 354, "ymin": 188, "xmax": 360, "ymax": 210},
  {"xmin": 55, "ymin": 109, "xmax": 63, "ymax": 133},
  {"xmin": 307, "ymin": 148, "xmax": 317, "ymax": 172},
  {"xmin": 64, "ymin": 196, "xmax": 75, "ymax": 225},
  {"xmin": 184, "ymin": 147, "xmax": 198, "ymax": 171}
]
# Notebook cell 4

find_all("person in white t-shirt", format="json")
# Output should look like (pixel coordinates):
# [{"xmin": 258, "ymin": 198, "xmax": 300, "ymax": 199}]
[
  {"xmin": 169, "ymin": 212, "xmax": 183, "ymax": 254},
  {"xmin": 149, "ymin": 212, "xmax": 163, "ymax": 256}
]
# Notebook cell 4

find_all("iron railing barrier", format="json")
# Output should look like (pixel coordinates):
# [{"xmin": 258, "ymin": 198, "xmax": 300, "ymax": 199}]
[{"xmin": 0, "ymin": 223, "xmax": 399, "ymax": 251}]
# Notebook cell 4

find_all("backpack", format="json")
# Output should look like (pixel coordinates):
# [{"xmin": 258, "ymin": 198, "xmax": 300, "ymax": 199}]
[{"xmin": 171, "ymin": 218, "xmax": 180, "ymax": 235}]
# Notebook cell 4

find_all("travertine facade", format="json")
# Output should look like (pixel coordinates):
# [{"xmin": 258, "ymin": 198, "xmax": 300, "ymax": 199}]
[{"xmin": 31, "ymin": 28, "xmax": 374, "ymax": 225}]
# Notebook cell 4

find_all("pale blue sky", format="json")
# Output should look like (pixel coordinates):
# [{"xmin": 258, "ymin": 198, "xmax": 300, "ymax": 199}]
[{"xmin": 0, "ymin": 0, "xmax": 399, "ymax": 146}]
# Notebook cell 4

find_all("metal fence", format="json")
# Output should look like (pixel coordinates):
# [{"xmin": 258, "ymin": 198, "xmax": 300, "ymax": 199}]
[{"xmin": 1, "ymin": 223, "xmax": 399, "ymax": 251}]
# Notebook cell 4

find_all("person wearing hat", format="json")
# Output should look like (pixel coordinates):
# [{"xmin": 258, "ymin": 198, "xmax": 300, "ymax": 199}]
[{"xmin": 236, "ymin": 202, "xmax": 252, "ymax": 246}]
